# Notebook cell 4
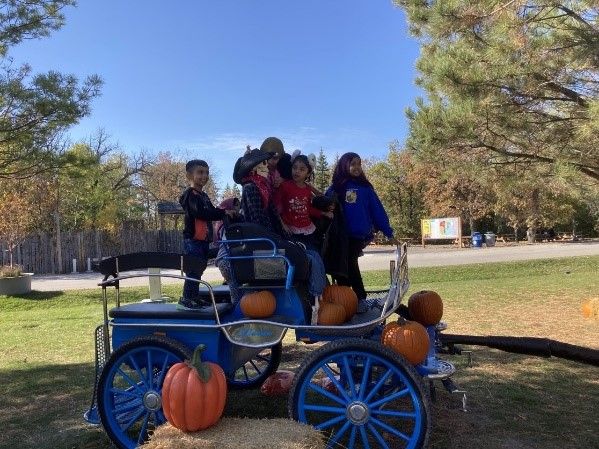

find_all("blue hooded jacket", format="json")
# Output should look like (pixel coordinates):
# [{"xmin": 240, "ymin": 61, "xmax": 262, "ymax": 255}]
[{"xmin": 326, "ymin": 180, "xmax": 393, "ymax": 242}]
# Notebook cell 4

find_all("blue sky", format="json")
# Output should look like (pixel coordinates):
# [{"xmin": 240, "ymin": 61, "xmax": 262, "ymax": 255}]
[{"xmin": 9, "ymin": 0, "xmax": 421, "ymax": 187}]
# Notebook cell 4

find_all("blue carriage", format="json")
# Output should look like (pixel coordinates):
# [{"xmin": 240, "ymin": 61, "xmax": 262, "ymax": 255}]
[{"xmin": 84, "ymin": 223, "xmax": 459, "ymax": 449}]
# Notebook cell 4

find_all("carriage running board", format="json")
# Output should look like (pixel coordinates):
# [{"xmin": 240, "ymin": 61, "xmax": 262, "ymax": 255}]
[{"xmin": 441, "ymin": 378, "xmax": 468, "ymax": 412}]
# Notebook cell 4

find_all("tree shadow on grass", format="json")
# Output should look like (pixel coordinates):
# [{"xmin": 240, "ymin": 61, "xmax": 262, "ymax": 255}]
[
  {"xmin": 0, "ymin": 362, "xmax": 111, "ymax": 449},
  {"xmin": 9, "ymin": 290, "xmax": 64, "ymax": 300},
  {"xmin": 2, "ymin": 344, "xmax": 595, "ymax": 449},
  {"xmin": 429, "ymin": 348, "xmax": 599, "ymax": 449}
]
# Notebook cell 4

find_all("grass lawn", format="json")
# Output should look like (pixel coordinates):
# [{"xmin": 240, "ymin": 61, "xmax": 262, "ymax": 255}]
[{"xmin": 0, "ymin": 255, "xmax": 597, "ymax": 449}]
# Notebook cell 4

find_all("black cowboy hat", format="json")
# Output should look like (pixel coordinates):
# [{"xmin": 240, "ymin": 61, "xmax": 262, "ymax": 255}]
[{"xmin": 233, "ymin": 149, "xmax": 274, "ymax": 184}]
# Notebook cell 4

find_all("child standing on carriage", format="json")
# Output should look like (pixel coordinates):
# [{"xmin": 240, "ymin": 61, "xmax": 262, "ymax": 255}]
[
  {"xmin": 178, "ymin": 159, "xmax": 236, "ymax": 310},
  {"xmin": 274, "ymin": 152, "xmax": 332, "ymax": 251},
  {"xmin": 326, "ymin": 152, "xmax": 395, "ymax": 313},
  {"xmin": 274, "ymin": 152, "xmax": 332, "ymax": 311}
]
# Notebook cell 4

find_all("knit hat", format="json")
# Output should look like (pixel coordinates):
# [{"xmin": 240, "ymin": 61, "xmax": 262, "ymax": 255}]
[{"xmin": 260, "ymin": 137, "xmax": 284, "ymax": 156}]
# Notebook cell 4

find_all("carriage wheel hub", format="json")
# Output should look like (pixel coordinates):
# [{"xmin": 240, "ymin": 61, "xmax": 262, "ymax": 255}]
[
  {"xmin": 347, "ymin": 402, "xmax": 369, "ymax": 424},
  {"xmin": 143, "ymin": 391, "xmax": 161, "ymax": 411}
]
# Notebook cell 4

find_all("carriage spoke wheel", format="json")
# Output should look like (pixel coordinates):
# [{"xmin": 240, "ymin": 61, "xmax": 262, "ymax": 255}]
[
  {"xmin": 227, "ymin": 342, "xmax": 282, "ymax": 389},
  {"xmin": 289, "ymin": 339, "xmax": 431, "ymax": 449},
  {"xmin": 97, "ymin": 336, "xmax": 190, "ymax": 449}
]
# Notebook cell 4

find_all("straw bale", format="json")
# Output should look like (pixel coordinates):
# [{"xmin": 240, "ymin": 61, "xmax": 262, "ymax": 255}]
[{"xmin": 145, "ymin": 418, "xmax": 324, "ymax": 449}]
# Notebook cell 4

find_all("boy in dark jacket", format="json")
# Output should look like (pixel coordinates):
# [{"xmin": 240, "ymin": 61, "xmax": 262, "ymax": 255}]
[{"xmin": 178, "ymin": 159, "xmax": 236, "ymax": 309}]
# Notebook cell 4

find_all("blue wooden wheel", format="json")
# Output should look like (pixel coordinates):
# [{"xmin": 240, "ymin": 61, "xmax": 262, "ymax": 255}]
[
  {"xmin": 97, "ymin": 336, "xmax": 191, "ymax": 449},
  {"xmin": 227, "ymin": 342, "xmax": 282, "ymax": 389},
  {"xmin": 289, "ymin": 338, "xmax": 431, "ymax": 449}
]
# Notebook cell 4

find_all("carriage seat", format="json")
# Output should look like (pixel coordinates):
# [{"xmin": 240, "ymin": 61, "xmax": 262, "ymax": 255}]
[
  {"xmin": 97, "ymin": 252, "xmax": 207, "ymax": 286},
  {"xmin": 109, "ymin": 302, "xmax": 233, "ymax": 320},
  {"xmin": 223, "ymin": 223, "xmax": 310, "ymax": 287}
]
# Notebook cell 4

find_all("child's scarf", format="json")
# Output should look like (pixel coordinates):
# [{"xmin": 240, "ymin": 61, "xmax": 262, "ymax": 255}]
[{"xmin": 243, "ymin": 173, "xmax": 270, "ymax": 209}]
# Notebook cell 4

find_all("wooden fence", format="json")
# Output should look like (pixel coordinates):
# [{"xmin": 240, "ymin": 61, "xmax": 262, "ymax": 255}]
[{"xmin": 0, "ymin": 228, "xmax": 183, "ymax": 274}]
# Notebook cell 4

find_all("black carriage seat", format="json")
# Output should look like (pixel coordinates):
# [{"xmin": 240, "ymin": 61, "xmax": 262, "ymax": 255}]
[
  {"xmin": 97, "ymin": 252, "xmax": 207, "ymax": 287},
  {"xmin": 109, "ymin": 302, "xmax": 233, "ymax": 320},
  {"xmin": 223, "ymin": 223, "xmax": 310, "ymax": 287}
]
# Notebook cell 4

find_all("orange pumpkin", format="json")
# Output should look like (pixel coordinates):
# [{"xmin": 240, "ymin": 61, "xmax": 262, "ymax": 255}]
[
  {"xmin": 408, "ymin": 290, "xmax": 443, "ymax": 325},
  {"xmin": 381, "ymin": 319, "xmax": 430, "ymax": 365},
  {"xmin": 322, "ymin": 285, "xmax": 358, "ymax": 319},
  {"xmin": 162, "ymin": 344, "xmax": 227, "ymax": 432},
  {"xmin": 581, "ymin": 298, "xmax": 599, "ymax": 319},
  {"xmin": 318, "ymin": 302, "xmax": 346, "ymax": 325},
  {"xmin": 240, "ymin": 290, "xmax": 276, "ymax": 318}
]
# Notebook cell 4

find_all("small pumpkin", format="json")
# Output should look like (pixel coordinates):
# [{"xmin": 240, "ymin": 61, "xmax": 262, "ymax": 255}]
[
  {"xmin": 408, "ymin": 290, "xmax": 443, "ymax": 325},
  {"xmin": 322, "ymin": 285, "xmax": 358, "ymax": 319},
  {"xmin": 260, "ymin": 370, "xmax": 295, "ymax": 396},
  {"xmin": 581, "ymin": 298, "xmax": 599, "ymax": 319},
  {"xmin": 381, "ymin": 319, "xmax": 430, "ymax": 365},
  {"xmin": 240, "ymin": 290, "xmax": 276, "ymax": 318},
  {"xmin": 162, "ymin": 344, "xmax": 227, "ymax": 432},
  {"xmin": 318, "ymin": 302, "xmax": 346, "ymax": 325}
]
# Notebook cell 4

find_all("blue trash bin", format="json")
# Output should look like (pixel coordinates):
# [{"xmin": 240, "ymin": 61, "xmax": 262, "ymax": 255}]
[{"xmin": 472, "ymin": 232, "xmax": 483, "ymax": 248}]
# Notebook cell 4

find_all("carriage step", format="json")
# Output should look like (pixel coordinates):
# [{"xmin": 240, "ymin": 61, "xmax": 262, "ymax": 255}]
[{"xmin": 441, "ymin": 378, "xmax": 468, "ymax": 412}]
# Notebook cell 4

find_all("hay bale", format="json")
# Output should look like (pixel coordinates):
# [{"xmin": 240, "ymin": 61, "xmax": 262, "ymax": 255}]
[{"xmin": 145, "ymin": 418, "xmax": 324, "ymax": 449}]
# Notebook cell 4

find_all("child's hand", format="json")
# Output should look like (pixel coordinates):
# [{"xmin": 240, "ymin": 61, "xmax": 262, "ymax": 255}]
[{"xmin": 322, "ymin": 211, "xmax": 333, "ymax": 219}]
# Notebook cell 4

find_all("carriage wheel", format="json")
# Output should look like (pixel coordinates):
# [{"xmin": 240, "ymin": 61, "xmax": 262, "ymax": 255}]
[
  {"xmin": 289, "ymin": 338, "xmax": 431, "ymax": 449},
  {"xmin": 227, "ymin": 342, "xmax": 282, "ymax": 389},
  {"xmin": 97, "ymin": 336, "xmax": 191, "ymax": 449}
]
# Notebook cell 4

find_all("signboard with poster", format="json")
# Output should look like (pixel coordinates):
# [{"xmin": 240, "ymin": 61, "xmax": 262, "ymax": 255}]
[{"xmin": 421, "ymin": 217, "xmax": 462, "ymax": 247}]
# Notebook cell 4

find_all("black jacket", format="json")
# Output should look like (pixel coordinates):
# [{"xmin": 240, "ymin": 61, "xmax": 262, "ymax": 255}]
[
  {"xmin": 321, "ymin": 193, "xmax": 349, "ymax": 279},
  {"xmin": 179, "ymin": 188, "xmax": 226, "ymax": 240}
]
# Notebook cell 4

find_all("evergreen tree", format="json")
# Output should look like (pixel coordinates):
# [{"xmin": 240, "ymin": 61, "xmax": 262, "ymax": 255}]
[
  {"xmin": 397, "ymin": 1, "xmax": 599, "ymax": 181},
  {"xmin": 221, "ymin": 183, "xmax": 241, "ymax": 202},
  {"xmin": 314, "ymin": 147, "xmax": 331, "ymax": 192},
  {"xmin": 0, "ymin": 1, "xmax": 102, "ymax": 178}
]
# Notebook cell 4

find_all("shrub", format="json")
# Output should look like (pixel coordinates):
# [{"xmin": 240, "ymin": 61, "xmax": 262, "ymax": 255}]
[{"xmin": 0, "ymin": 265, "xmax": 23, "ymax": 278}]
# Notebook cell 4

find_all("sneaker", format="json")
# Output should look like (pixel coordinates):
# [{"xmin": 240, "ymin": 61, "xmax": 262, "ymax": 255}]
[
  {"xmin": 177, "ymin": 296, "xmax": 205, "ymax": 310},
  {"xmin": 356, "ymin": 300, "xmax": 369, "ymax": 314}
]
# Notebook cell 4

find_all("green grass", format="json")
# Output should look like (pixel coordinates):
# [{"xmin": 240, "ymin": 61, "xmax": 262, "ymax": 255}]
[{"xmin": 0, "ymin": 255, "xmax": 598, "ymax": 449}]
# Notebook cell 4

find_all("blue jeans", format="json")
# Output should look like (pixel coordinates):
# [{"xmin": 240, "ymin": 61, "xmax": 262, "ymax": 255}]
[
  {"xmin": 183, "ymin": 239, "xmax": 209, "ymax": 299},
  {"xmin": 305, "ymin": 249, "xmax": 327, "ymax": 297}
]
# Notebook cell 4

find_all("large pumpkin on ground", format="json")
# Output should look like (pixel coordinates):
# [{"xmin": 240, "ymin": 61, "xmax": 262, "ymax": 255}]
[
  {"xmin": 322, "ymin": 285, "xmax": 358, "ymax": 319},
  {"xmin": 408, "ymin": 290, "xmax": 443, "ymax": 325},
  {"xmin": 381, "ymin": 319, "xmax": 430, "ymax": 365},
  {"xmin": 162, "ymin": 345, "xmax": 227, "ymax": 432},
  {"xmin": 318, "ymin": 302, "xmax": 346, "ymax": 325},
  {"xmin": 240, "ymin": 290, "xmax": 276, "ymax": 318}
]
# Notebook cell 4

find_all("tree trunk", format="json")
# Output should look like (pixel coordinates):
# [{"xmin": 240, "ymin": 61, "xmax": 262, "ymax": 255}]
[
  {"xmin": 94, "ymin": 228, "xmax": 102, "ymax": 261},
  {"xmin": 527, "ymin": 188, "xmax": 540, "ymax": 244},
  {"xmin": 54, "ymin": 212, "xmax": 63, "ymax": 273}
]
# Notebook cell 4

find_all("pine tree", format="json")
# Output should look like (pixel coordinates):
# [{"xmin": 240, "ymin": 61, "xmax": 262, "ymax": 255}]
[
  {"xmin": 0, "ymin": 1, "xmax": 102, "ymax": 178},
  {"xmin": 313, "ymin": 148, "xmax": 331, "ymax": 192},
  {"xmin": 221, "ymin": 183, "xmax": 241, "ymax": 202},
  {"xmin": 397, "ymin": 1, "xmax": 599, "ymax": 181}
]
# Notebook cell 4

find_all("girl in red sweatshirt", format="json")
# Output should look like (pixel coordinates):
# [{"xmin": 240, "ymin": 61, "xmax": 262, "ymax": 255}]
[{"xmin": 274, "ymin": 153, "xmax": 333, "ymax": 251}]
